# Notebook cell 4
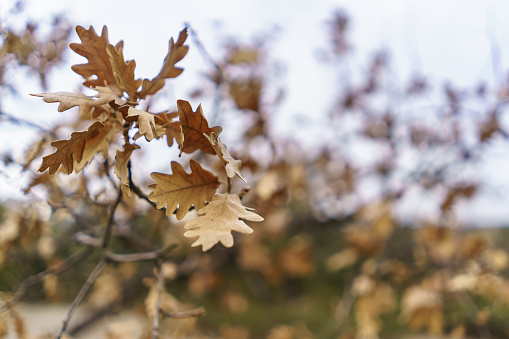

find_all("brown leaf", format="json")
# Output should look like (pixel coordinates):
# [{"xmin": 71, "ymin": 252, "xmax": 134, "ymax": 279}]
[
  {"xmin": 205, "ymin": 131, "xmax": 246, "ymax": 182},
  {"xmin": 148, "ymin": 159, "xmax": 220, "ymax": 220},
  {"xmin": 119, "ymin": 106, "xmax": 157, "ymax": 141},
  {"xmin": 184, "ymin": 193, "xmax": 263, "ymax": 251},
  {"xmin": 106, "ymin": 44, "xmax": 142, "ymax": 100},
  {"xmin": 154, "ymin": 111, "xmax": 182, "ymax": 147},
  {"xmin": 70, "ymin": 26, "xmax": 119, "ymax": 90},
  {"xmin": 228, "ymin": 46, "xmax": 258, "ymax": 65},
  {"xmin": 39, "ymin": 121, "xmax": 117, "ymax": 174},
  {"xmin": 230, "ymin": 77, "xmax": 261, "ymax": 112},
  {"xmin": 138, "ymin": 28, "xmax": 188, "ymax": 99},
  {"xmin": 114, "ymin": 143, "xmax": 140, "ymax": 197},
  {"xmin": 178, "ymin": 99, "xmax": 222, "ymax": 155}
]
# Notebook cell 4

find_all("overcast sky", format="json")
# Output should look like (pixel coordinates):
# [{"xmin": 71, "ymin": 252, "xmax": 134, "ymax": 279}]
[{"xmin": 2, "ymin": 0, "xmax": 509, "ymax": 225}]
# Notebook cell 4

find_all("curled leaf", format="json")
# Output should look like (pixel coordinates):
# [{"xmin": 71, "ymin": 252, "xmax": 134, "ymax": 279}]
[
  {"xmin": 205, "ymin": 132, "xmax": 246, "ymax": 182},
  {"xmin": 119, "ymin": 106, "xmax": 158, "ymax": 141},
  {"xmin": 114, "ymin": 143, "xmax": 140, "ymax": 197}
]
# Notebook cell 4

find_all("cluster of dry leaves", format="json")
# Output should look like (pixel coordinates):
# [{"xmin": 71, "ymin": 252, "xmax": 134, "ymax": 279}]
[
  {"xmin": 2, "ymin": 7, "xmax": 509, "ymax": 339},
  {"xmin": 30, "ymin": 25, "xmax": 263, "ymax": 252}
]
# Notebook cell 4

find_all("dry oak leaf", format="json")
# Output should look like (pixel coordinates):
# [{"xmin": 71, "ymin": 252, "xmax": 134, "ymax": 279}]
[
  {"xmin": 106, "ymin": 44, "xmax": 142, "ymax": 100},
  {"xmin": 31, "ymin": 86, "xmax": 125, "ymax": 119},
  {"xmin": 204, "ymin": 131, "xmax": 246, "ymax": 182},
  {"xmin": 148, "ymin": 159, "xmax": 220, "ymax": 220},
  {"xmin": 178, "ymin": 99, "xmax": 222, "ymax": 155},
  {"xmin": 119, "ymin": 106, "xmax": 158, "ymax": 141},
  {"xmin": 138, "ymin": 28, "xmax": 188, "ymax": 99},
  {"xmin": 184, "ymin": 193, "xmax": 263, "ymax": 251},
  {"xmin": 114, "ymin": 143, "xmax": 140, "ymax": 197},
  {"xmin": 70, "ymin": 25, "xmax": 122, "ymax": 92},
  {"xmin": 154, "ymin": 111, "xmax": 182, "ymax": 147},
  {"xmin": 39, "ymin": 121, "xmax": 117, "ymax": 174}
]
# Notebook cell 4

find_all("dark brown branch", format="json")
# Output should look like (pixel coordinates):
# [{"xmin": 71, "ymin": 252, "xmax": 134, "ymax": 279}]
[
  {"xmin": 56, "ymin": 258, "xmax": 106, "ymax": 339},
  {"xmin": 160, "ymin": 306, "xmax": 207, "ymax": 319},
  {"xmin": 127, "ymin": 158, "xmax": 159, "ymax": 209},
  {"xmin": 101, "ymin": 186, "xmax": 123, "ymax": 249}
]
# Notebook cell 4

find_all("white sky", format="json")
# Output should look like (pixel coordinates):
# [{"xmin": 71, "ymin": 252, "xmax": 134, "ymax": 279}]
[{"xmin": 2, "ymin": 0, "xmax": 509, "ymax": 225}]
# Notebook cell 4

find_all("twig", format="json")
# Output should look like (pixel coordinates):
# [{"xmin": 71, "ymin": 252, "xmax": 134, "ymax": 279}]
[
  {"xmin": 127, "ymin": 158, "xmax": 159, "ymax": 209},
  {"xmin": 105, "ymin": 244, "xmax": 178, "ymax": 262},
  {"xmin": 0, "ymin": 110, "xmax": 51, "ymax": 133},
  {"xmin": 160, "ymin": 306, "xmax": 207, "ymax": 319},
  {"xmin": 151, "ymin": 264, "xmax": 165, "ymax": 339},
  {"xmin": 101, "ymin": 186, "xmax": 123, "ymax": 249},
  {"xmin": 184, "ymin": 22, "xmax": 220, "ymax": 71},
  {"xmin": 56, "ymin": 258, "xmax": 106, "ymax": 339},
  {"xmin": 184, "ymin": 22, "xmax": 224, "ymax": 125},
  {"xmin": 0, "ymin": 248, "xmax": 92, "ymax": 313}
]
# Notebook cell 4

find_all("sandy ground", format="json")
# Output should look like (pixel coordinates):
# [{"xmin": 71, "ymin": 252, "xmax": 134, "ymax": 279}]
[{"xmin": 6, "ymin": 304, "xmax": 144, "ymax": 339}]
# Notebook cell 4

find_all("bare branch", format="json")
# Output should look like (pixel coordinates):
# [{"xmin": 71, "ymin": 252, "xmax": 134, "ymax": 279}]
[
  {"xmin": 105, "ymin": 244, "xmax": 178, "ymax": 262},
  {"xmin": 101, "ymin": 185, "xmax": 123, "ymax": 249},
  {"xmin": 151, "ymin": 265, "xmax": 165, "ymax": 339},
  {"xmin": 161, "ymin": 306, "xmax": 207, "ymax": 319},
  {"xmin": 56, "ymin": 258, "xmax": 106, "ymax": 339}
]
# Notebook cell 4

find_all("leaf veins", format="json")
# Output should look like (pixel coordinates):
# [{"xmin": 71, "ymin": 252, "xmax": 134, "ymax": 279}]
[
  {"xmin": 148, "ymin": 159, "xmax": 220, "ymax": 220},
  {"xmin": 178, "ymin": 100, "xmax": 222, "ymax": 155},
  {"xmin": 184, "ymin": 193, "xmax": 263, "ymax": 251},
  {"xmin": 39, "ymin": 121, "xmax": 117, "ymax": 175},
  {"xmin": 70, "ymin": 25, "xmax": 120, "ymax": 92},
  {"xmin": 106, "ymin": 44, "xmax": 142, "ymax": 100}
]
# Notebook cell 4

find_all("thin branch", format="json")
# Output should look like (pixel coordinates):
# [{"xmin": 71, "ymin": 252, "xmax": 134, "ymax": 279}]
[
  {"xmin": 184, "ymin": 22, "xmax": 220, "ymax": 71},
  {"xmin": 151, "ymin": 264, "xmax": 165, "ymax": 339},
  {"xmin": 0, "ymin": 110, "xmax": 51, "ymax": 133},
  {"xmin": 127, "ymin": 158, "xmax": 159, "ymax": 209},
  {"xmin": 101, "ymin": 186, "xmax": 123, "ymax": 249},
  {"xmin": 56, "ymin": 258, "xmax": 106, "ymax": 339},
  {"xmin": 160, "ymin": 306, "xmax": 207, "ymax": 319},
  {"xmin": 0, "ymin": 248, "xmax": 92, "ymax": 313},
  {"xmin": 184, "ymin": 22, "xmax": 224, "ymax": 124},
  {"xmin": 105, "ymin": 244, "xmax": 178, "ymax": 262}
]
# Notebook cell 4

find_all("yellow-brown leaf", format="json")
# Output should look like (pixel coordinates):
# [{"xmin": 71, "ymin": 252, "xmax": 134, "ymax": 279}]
[
  {"xmin": 39, "ymin": 121, "xmax": 117, "ymax": 174},
  {"xmin": 119, "ymin": 106, "xmax": 157, "ymax": 141},
  {"xmin": 155, "ymin": 111, "xmax": 182, "ymax": 147},
  {"xmin": 138, "ymin": 28, "xmax": 188, "ymax": 99},
  {"xmin": 184, "ymin": 193, "xmax": 263, "ymax": 251},
  {"xmin": 114, "ymin": 143, "xmax": 140, "ymax": 197},
  {"xmin": 70, "ymin": 26, "xmax": 118, "ymax": 90},
  {"xmin": 205, "ymin": 131, "xmax": 246, "ymax": 182},
  {"xmin": 148, "ymin": 159, "xmax": 220, "ymax": 220},
  {"xmin": 106, "ymin": 44, "xmax": 142, "ymax": 100}
]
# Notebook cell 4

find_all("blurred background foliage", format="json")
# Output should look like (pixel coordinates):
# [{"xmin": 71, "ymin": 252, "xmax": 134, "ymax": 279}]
[{"xmin": 2, "ymin": 2, "xmax": 509, "ymax": 339}]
